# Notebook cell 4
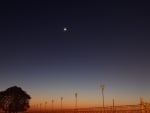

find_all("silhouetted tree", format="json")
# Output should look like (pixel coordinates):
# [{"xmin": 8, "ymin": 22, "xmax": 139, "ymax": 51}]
[{"xmin": 0, "ymin": 86, "xmax": 31, "ymax": 113}]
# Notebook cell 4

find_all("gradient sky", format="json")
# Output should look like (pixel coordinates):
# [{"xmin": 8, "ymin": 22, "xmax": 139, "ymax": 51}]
[{"xmin": 0, "ymin": 1, "xmax": 150, "ymax": 108}]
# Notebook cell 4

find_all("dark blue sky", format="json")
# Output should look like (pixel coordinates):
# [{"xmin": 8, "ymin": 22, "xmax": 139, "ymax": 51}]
[{"xmin": 0, "ymin": 1, "xmax": 150, "ymax": 107}]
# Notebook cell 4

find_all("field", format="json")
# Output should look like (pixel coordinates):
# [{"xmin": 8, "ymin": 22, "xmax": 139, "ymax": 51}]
[
  {"xmin": 26, "ymin": 104, "xmax": 150, "ymax": 113},
  {"xmin": 0, "ymin": 102, "xmax": 150, "ymax": 113}
]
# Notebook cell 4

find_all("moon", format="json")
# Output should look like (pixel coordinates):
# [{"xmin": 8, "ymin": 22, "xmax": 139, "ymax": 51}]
[{"xmin": 63, "ymin": 27, "xmax": 67, "ymax": 32}]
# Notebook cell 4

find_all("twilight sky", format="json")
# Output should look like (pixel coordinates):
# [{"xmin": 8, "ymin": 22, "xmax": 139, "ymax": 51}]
[{"xmin": 0, "ymin": 1, "xmax": 150, "ymax": 108}]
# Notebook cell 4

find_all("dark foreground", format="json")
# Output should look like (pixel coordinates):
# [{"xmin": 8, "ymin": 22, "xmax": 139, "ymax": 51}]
[
  {"xmin": 1, "ymin": 104, "xmax": 150, "ymax": 113},
  {"xmin": 29, "ymin": 104, "xmax": 150, "ymax": 113}
]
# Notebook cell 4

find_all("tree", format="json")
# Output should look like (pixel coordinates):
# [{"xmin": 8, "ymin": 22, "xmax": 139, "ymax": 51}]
[{"xmin": 0, "ymin": 86, "xmax": 31, "ymax": 113}]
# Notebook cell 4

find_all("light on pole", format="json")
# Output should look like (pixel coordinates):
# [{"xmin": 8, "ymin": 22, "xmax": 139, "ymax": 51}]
[
  {"xmin": 100, "ymin": 84, "xmax": 105, "ymax": 111},
  {"xmin": 37, "ymin": 104, "xmax": 38, "ymax": 112},
  {"xmin": 45, "ymin": 101, "xmax": 47, "ymax": 113},
  {"xmin": 113, "ymin": 99, "xmax": 114, "ymax": 113},
  {"xmin": 52, "ymin": 99, "xmax": 54, "ymax": 111},
  {"xmin": 75, "ymin": 92, "xmax": 78, "ymax": 109},
  {"xmin": 40, "ymin": 103, "xmax": 42, "ymax": 112},
  {"xmin": 61, "ymin": 97, "xmax": 63, "ymax": 110}
]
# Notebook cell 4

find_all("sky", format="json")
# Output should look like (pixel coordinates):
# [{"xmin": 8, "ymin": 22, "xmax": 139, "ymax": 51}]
[{"xmin": 0, "ymin": 0, "xmax": 150, "ymax": 109}]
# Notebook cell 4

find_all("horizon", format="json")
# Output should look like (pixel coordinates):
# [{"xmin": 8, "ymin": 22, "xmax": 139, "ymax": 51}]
[
  {"xmin": 0, "ymin": 85, "xmax": 148, "ymax": 109},
  {"xmin": 0, "ymin": 1, "xmax": 150, "ymax": 110}
]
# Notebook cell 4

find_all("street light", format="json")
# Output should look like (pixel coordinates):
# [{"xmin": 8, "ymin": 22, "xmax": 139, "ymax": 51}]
[
  {"xmin": 61, "ymin": 97, "xmax": 63, "ymax": 110},
  {"xmin": 40, "ymin": 103, "xmax": 42, "ymax": 113},
  {"xmin": 113, "ymin": 99, "xmax": 114, "ymax": 113},
  {"xmin": 100, "ymin": 84, "xmax": 105, "ymax": 112},
  {"xmin": 45, "ymin": 101, "xmax": 47, "ymax": 113},
  {"xmin": 37, "ymin": 104, "xmax": 38, "ymax": 112},
  {"xmin": 75, "ymin": 92, "xmax": 78, "ymax": 109},
  {"xmin": 52, "ymin": 99, "xmax": 54, "ymax": 111}
]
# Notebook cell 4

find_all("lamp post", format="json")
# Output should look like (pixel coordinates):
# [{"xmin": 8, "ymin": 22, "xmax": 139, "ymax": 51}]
[
  {"xmin": 52, "ymin": 99, "xmax": 54, "ymax": 111},
  {"xmin": 40, "ymin": 103, "xmax": 42, "ymax": 113},
  {"xmin": 37, "ymin": 104, "xmax": 38, "ymax": 112},
  {"xmin": 100, "ymin": 84, "xmax": 105, "ymax": 112},
  {"xmin": 112, "ymin": 99, "xmax": 114, "ymax": 113},
  {"xmin": 45, "ymin": 101, "xmax": 47, "ymax": 113},
  {"xmin": 61, "ymin": 97, "xmax": 63, "ymax": 110},
  {"xmin": 140, "ymin": 97, "xmax": 144, "ymax": 113},
  {"xmin": 75, "ymin": 92, "xmax": 78, "ymax": 109}
]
